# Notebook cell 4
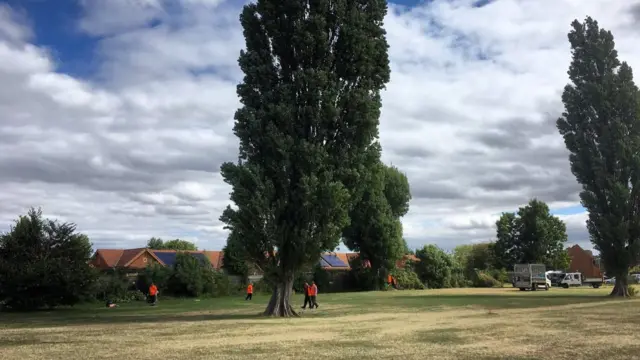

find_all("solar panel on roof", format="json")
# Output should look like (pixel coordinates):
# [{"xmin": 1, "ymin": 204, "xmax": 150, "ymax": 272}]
[
  {"xmin": 154, "ymin": 252, "xmax": 177, "ymax": 266},
  {"xmin": 321, "ymin": 254, "xmax": 347, "ymax": 267},
  {"xmin": 191, "ymin": 253, "xmax": 209, "ymax": 265},
  {"xmin": 319, "ymin": 258, "xmax": 331, "ymax": 267}
]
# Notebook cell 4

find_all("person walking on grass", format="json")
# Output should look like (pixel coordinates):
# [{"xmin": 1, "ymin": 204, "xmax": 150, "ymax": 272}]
[
  {"xmin": 245, "ymin": 282, "xmax": 253, "ymax": 300},
  {"xmin": 148, "ymin": 282, "xmax": 158, "ymax": 306},
  {"xmin": 301, "ymin": 282, "xmax": 311, "ymax": 309},
  {"xmin": 309, "ymin": 281, "xmax": 319, "ymax": 309}
]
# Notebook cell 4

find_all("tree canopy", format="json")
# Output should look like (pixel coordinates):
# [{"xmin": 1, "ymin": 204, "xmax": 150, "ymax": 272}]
[
  {"xmin": 146, "ymin": 237, "xmax": 197, "ymax": 251},
  {"xmin": 342, "ymin": 163, "xmax": 411, "ymax": 281},
  {"xmin": 220, "ymin": 0, "xmax": 391, "ymax": 316},
  {"xmin": 0, "ymin": 208, "xmax": 96, "ymax": 311},
  {"xmin": 557, "ymin": 17, "xmax": 640, "ymax": 296},
  {"xmin": 492, "ymin": 199, "xmax": 568, "ymax": 270},
  {"xmin": 414, "ymin": 244, "xmax": 454, "ymax": 289}
]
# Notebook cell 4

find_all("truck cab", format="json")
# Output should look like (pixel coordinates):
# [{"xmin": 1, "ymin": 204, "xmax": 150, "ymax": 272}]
[{"xmin": 560, "ymin": 272, "xmax": 603, "ymax": 288}]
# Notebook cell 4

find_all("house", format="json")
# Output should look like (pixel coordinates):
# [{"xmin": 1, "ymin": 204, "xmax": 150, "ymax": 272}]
[
  {"xmin": 90, "ymin": 248, "xmax": 418, "ymax": 273},
  {"xmin": 90, "ymin": 248, "xmax": 224, "ymax": 271},
  {"xmin": 567, "ymin": 244, "xmax": 603, "ymax": 278}
]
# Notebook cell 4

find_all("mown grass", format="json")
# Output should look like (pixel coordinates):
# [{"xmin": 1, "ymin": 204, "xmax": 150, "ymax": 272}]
[{"xmin": 1, "ymin": 286, "xmax": 639, "ymax": 360}]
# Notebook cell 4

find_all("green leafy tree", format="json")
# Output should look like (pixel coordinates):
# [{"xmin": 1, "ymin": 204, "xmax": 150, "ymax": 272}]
[
  {"xmin": 454, "ymin": 242, "xmax": 494, "ymax": 279},
  {"xmin": 220, "ymin": 0, "xmax": 390, "ymax": 316},
  {"xmin": 415, "ymin": 245, "xmax": 454, "ymax": 289},
  {"xmin": 146, "ymin": 237, "xmax": 197, "ymax": 251},
  {"xmin": 221, "ymin": 231, "xmax": 250, "ymax": 279},
  {"xmin": 382, "ymin": 165, "xmax": 411, "ymax": 218},
  {"xmin": 492, "ymin": 199, "xmax": 568, "ymax": 270},
  {"xmin": 0, "ymin": 208, "xmax": 96, "ymax": 311},
  {"xmin": 557, "ymin": 17, "xmax": 640, "ymax": 296},
  {"xmin": 342, "ymin": 163, "xmax": 409, "ymax": 286},
  {"xmin": 146, "ymin": 237, "xmax": 164, "ymax": 249}
]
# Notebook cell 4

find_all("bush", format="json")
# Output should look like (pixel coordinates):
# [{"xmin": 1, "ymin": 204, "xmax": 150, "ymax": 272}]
[
  {"xmin": 94, "ymin": 271, "xmax": 136, "ymax": 302},
  {"xmin": 136, "ymin": 254, "xmax": 233, "ymax": 298},
  {"xmin": 0, "ymin": 208, "xmax": 97, "ymax": 311},
  {"xmin": 390, "ymin": 268, "xmax": 425, "ymax": 290},
  {"xmin": 472, "ymin": 270, "xmax": 502, "ymax": 288},
  {"xmin": 489, "ymin": 268, "xmax": 509, "ymax": 285}
]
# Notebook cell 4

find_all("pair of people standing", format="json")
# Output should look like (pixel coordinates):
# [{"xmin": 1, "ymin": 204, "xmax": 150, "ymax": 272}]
[{"xmin": 302, "ymin": 281, "xmax": 318, "ymax": 309}]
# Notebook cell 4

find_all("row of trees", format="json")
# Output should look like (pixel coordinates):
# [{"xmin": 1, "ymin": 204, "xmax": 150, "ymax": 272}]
[
  {"xmin": 0, "ymin": 209, "xmax": 230, "ymax": 311},
  {"xmin": 220, "ymin": 13, "xmax": 640, "ymax": 315}
]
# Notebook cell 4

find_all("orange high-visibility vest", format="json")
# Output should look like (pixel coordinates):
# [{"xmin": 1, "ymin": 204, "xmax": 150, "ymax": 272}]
[
  {"xmin": 247, "ymin": 284, "xmax": 253, "ymax": 294},
  {"xmin": 309, "ymin": 284, "xmax": 317, "ymax": 296},
  {"xmin": 149, "ymin": 285, "xmax": 158, "ymax": 296},
  {"xmin": 388, "ymin": 275, "xmax": 392, "ymax": 284}
]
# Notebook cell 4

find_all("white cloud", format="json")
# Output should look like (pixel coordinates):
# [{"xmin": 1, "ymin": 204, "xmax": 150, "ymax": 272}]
[{"xmin": 2, "ymin": 0, "xmax": 640, "ymax": 251}]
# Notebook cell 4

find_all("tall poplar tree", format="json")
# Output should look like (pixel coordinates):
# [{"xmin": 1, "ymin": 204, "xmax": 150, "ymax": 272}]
[
  {"xmin": 220, "ymin": 0, "xmax": 390, "ymax": 316},
  {"xmin": 557, "ymin": 17, "xmax": 640, "ymax": 296}
]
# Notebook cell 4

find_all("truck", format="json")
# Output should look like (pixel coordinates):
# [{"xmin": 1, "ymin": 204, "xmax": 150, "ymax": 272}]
[
  {"xmin": 513, "ymin": 264, "xmax": 551, "ymax": 291},
  {"xmin": 559, "ymin": 272, "xmax": 603, "ymax": 288}
]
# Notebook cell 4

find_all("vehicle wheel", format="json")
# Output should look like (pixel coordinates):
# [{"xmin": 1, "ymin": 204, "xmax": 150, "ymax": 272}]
[
  {"xmin": 519, "ymin": 288, "xmax": 525, "ymax": 291},
  {"xmin": 531, "ymin": 285, "xmax": 537, "ymax": 291},
  {"xmin": 545, "ymin": 284, "xmax": 549, "ymax": 291},
  {"xmin": 562, "ymin": 283, "xmax": 569, "ymax": 289},
  {"xmin": 592, "ymin": 283, "xmax": 600, "ymax": 289}
]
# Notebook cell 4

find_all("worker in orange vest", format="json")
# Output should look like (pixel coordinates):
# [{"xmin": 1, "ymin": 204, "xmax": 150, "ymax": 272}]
[
  {"xmin": 148, "ymin": 282, "xmax": 158, "ymax": 306},
  {"xmin": 245, "ymin": 282, "xmax": 253, "ymax": 300},
  {"xmin": 309, "ymin": 281, "xmax": 319, "ymax": 309},
  {"xmin": 301, "ymin": 282, "xmax": 311, "ymax": 309}
]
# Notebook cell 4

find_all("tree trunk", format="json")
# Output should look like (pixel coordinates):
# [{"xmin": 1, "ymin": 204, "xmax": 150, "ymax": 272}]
[
  {"xmin": 263, "ymin": 272, "xmax": 298, "ymax": 317},
  {"xmin": 610, "ymin": 274, "xmax": 630, "ymax": 297}
]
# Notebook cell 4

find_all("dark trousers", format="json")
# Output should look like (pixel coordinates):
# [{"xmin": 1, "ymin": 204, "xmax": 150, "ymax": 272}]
[
  {"xmin": 310, "ymin": 296, "xmax": 318, "ymax": 308},
  {"xmin": 302, "ymin": 295, "xmax": 310, "ymax": 308},
  {"xmin": 245, "ymin": 293, "xmax": 252, "ymax": 300},
  {"xmin": 149, "ymin": 294, "xmax": 157, "ymax": 304}
]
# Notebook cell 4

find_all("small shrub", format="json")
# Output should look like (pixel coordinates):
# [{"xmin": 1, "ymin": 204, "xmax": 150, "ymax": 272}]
[
  {"xmin": 390, "ymin": 268, "xmax": 425, "ymax": 290},
  {"xmin": 94, "ymin": 271, "xmax": 140, "ymax": 303},
  {"xmin": 628, "ymin": 286, "xmax": 637, "ymax": 297},
  {"xmin": 489, "ymin": 268, "xmax": 509, "ymax": 285},
  {"xmin": 472, "ymin": 270, "xmax": 502, "ymax": 288}
]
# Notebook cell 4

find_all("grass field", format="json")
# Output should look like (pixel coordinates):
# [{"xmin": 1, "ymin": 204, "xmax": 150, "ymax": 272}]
[{"xmin": 2, "ymin": 287, "xmax": 640, "ymax": 360}]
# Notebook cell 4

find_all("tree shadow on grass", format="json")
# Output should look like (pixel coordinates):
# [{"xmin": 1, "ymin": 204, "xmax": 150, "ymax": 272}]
[
  {"xmin": 381, "ymin": 293, "xmax": 609, "ymax": 310},
  {"xmin": 2, "ymin": 311, "xmax": 268, "ymax": 329}
]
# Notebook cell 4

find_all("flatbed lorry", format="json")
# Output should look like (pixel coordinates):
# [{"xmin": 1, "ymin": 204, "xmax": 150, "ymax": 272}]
[
  {"xmin": 559, "ymin": 272, "xmax": 603, "ymax": 288},
  {"xmin": 514, "ymin": 264, "xmax": 551, "ymax": 291}
]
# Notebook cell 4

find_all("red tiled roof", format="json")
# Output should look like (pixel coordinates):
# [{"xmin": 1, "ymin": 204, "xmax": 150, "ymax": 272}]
[
  {"xmin": 118, "ymin": 248, "xmax": 146, "ymax": 267},
  {"xmin": 95, "ymin": 249, "xmax": 124, "ymax": 268}
]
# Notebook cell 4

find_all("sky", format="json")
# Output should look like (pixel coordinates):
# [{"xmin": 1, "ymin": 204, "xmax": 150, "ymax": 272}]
[{"xmin": 1, "ymin": 0, "xmax": 640, "ymax": 252}]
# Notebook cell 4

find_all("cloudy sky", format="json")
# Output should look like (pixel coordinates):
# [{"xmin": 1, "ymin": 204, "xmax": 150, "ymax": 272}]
[{"xmin": 1, "ymin": 0, "xmax": 639, "ymax": 252}]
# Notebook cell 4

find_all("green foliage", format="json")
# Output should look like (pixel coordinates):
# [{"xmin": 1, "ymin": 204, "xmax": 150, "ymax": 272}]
[
  {"xmin": 220, "ymin": 0, "xmax": 391, "ymax": 313},
  {"xmin": 0, "ymin": 208, "xmax": 97, "ymax": 311},
  {"xmin": 382, "ymin": 165, "xmax": 411, "ymax": 218},
  {"xmin": 453, "ymin": 243, "xmax": 494, "ymax": 280},
  {"xmin": 221, "ymin": 231, "xmax": 250, "ymax": 279},
  {"xmin": 493, "ymin": 199, "xmax": 568, "ymax": 270},
  {"xmin": 346, "ymin": 256, "xmax": 381, "ymax": 291},
  {"xmin": 94, "ymin": 270, "xmax": 139, "ymax": 303},
  {"xmin": 390, "ymin": 267, "xmax": 425, "ymax": 290},
  {"xmin": 312, "ymin": 265, "xmax": 331, "ymax": 291},
  {"xmin": 472, "ymin": 270, "xmax": 502, "ymax": 288},
  {"xmin": 628, "ymin": 286, "xmax": 638, "ymax": 297},
  {"xmin": 137, "ymin": 264, "xmax": 171, "ymax": 294},
  {"xmin": 556, "ymin": 17, "xmax": 640, "ymax": 295},
  {"xmin": 146, "ymin": 237, "xmax": 197, "ymax": 251},
  {"xmin": 415, "ymin": 245, "xmax": 455, "ymax": 289},
  {"xmin": 136, "ymin": 254, "xmax": 229, "ymax": 298},
  {"xmin": 342, "ymin": 162, "xmax": 408, "ymax": 272}
]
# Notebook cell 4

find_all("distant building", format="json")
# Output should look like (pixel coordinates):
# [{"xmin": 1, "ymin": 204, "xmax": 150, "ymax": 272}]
[
  {"xmin": 90, "ymin": 248, "xmax": 224, "ymax": 271},
  {"xmin": 90, "ymin": 248, "xmax": 418, "ymax": 273},
  {"xmin": 567, "ymin": 244, "xmax": 603, "ymax": 278}
]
